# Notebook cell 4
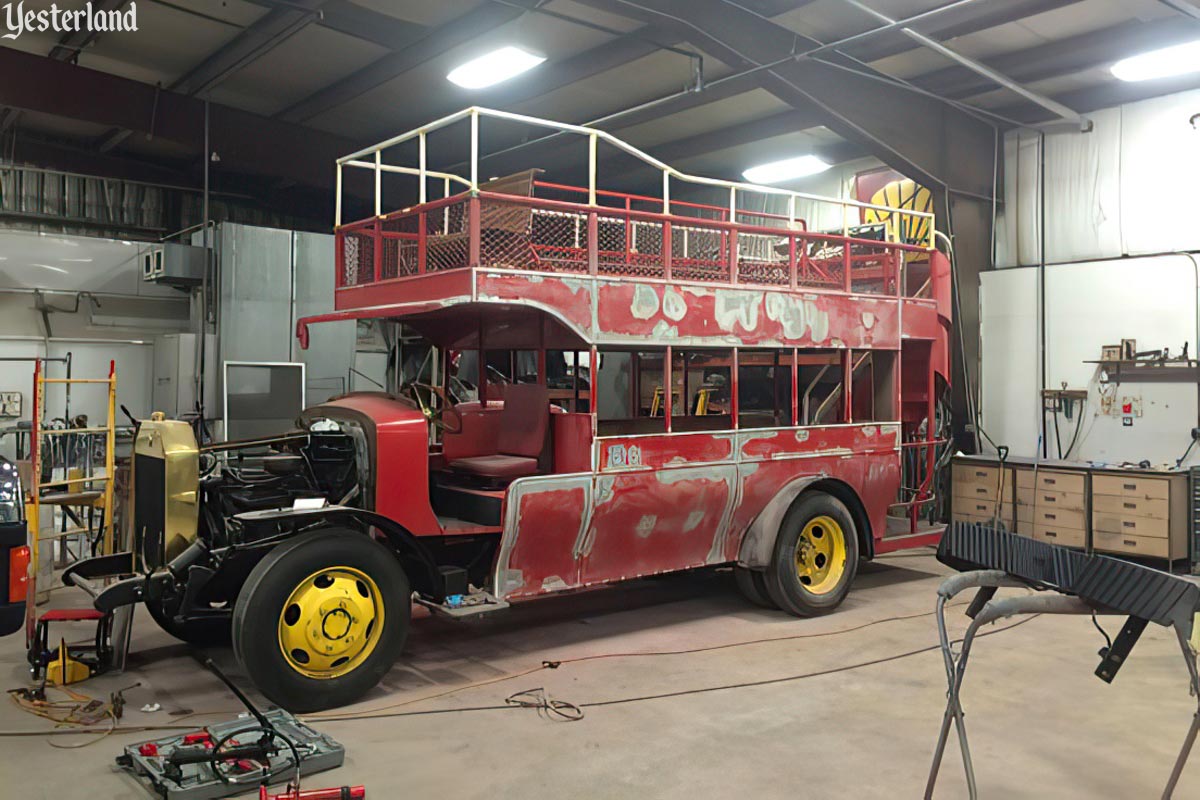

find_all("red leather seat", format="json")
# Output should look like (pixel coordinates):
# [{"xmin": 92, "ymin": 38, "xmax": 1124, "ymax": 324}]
[{"xmin": 450, "ymin": 383, "xmax": 550, "ymax": 480}]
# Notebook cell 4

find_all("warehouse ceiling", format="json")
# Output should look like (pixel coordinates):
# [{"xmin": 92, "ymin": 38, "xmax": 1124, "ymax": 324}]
[{"xmin": 2, "ymin": 0, "xmax": 1199, "ymax": 224}]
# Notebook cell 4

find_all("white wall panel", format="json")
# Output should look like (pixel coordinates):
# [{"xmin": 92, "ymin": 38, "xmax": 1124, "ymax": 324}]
[
  {"xmin": 979, "ymin": 268, "xmax": 1039, "ymax": 453},
  {"xmin": 1119, "ymin": 91, "xmax": 1200, "ymax": 255},
  {"xmin": 981, "ymin": 255, "xmax": 1198, "ymax": 467},
  {"xmin": 995, "ymin": 89, "xmax": 1200, "ymax": 267}
]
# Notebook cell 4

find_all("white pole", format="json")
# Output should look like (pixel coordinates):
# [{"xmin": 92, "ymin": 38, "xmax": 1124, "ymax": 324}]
[
  {"xmin": 788, "ymin": 195, "xmax": 796, "ymax": 228},
  {"xmin": 470, "ymin": 110, "xmax": 479, "ymax": 191},
  {"xmin": 419, "ymin": 132, "xmax": 427, "ymax": 204},
  {"xmin": 588, "ymin": 133, "xmax": 597, "ymax": 206},
  {"xmin": 374, "ymin": 151, "xmax": 381, "ymax": 217},
  {"xmin": 729, "ymin": 186, "xmax": 736, "ymax": 223},
  {"xmin": 662, "ymin": 170, "xmax": 670, "ymax": 214},
  {"xmin": 335, "ymin": 163, "xmax": 343, "ymax": 227}
]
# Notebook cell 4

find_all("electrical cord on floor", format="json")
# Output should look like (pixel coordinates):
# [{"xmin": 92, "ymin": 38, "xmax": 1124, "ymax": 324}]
[
  {"xmin": 310, "ymin": 613, "xmax": 1042, "ymax": 724},
  {"xmin": 0, "ymin": 601, "xmax": 1041, "ymax": 736},
  {"xmin": 302, "ymin": 603, "xmax": 970, "ymax": 722}
]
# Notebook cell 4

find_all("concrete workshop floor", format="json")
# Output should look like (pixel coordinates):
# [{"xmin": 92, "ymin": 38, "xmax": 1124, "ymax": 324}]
[{"xmin": 2, "ymin": 551, "xmax": 1198, "ymax": 799}]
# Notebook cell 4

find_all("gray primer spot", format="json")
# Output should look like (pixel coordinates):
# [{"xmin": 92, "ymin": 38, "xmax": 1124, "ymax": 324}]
[
  {"xmin": 631, "ymin": 284, "xmax": 660, "ymax": 319},
  {"xmin": 662, "ymin": 288, "xmax": 687, "ymax": 321}
]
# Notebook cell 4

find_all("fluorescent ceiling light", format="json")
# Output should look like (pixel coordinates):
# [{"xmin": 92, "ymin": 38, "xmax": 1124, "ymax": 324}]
[
  {"xmin": 1112, "ymin": 39, "xmax": 1200, "ymax": 82},
  {"xmin": 447, "ymin": 46, "xmax": 546, "ymax": 89},
  {"xmin": 743, "ymin": 155, "xmax": 832, "ymax": 184}
]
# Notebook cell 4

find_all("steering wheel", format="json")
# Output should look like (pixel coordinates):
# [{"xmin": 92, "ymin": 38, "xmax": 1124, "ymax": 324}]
[{"xmin": 406, "ymin": 383, "xmax": 463, "ymax": 435}]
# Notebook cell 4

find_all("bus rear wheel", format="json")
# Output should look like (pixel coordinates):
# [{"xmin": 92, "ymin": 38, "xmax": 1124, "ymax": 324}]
[
  {"xmin": 734, "ymin": 566, "xmax": 776, "ymax": 609},
  {"xmin": 764, "ymin": 492, "xmax": 859, "ymax": 617},
  {"xmin": 232, "ymin": 528, "xmax": 410, "ymax": 712}
]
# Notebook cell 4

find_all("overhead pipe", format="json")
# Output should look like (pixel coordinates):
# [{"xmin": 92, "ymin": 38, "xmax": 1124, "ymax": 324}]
[{"xmin": 836, "ymin": 0, "xmax": 1092, "ymax": 132}]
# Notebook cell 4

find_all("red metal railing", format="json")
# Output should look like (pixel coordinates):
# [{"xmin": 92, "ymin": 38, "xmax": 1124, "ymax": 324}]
[{"xmin": 336, "ymin": 191, "xmax": 929, "ymax": 297}]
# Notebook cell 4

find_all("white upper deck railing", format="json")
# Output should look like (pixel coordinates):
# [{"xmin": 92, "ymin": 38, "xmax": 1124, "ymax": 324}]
[{"xmin": 334, "ymin": 106, "xmax": 936, "ymax": 243}]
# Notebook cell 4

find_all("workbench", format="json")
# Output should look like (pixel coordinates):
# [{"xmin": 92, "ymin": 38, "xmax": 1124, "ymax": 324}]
[{"xmin": 951, "ymin": 454, "xmax": 1191, "ymax": 565}]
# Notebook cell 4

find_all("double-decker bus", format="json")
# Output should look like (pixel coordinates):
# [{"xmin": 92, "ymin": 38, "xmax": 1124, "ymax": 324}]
[{"xmin": 23, "ymin": 107, "xmax": 953, "ymax": 712}]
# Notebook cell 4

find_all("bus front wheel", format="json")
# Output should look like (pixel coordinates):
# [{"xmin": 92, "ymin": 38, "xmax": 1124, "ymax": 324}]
[
  {"xmin": 764, "ymin": 492, "xmax": 859, "ymax": 616},
  {"xmin": 232, "ymin": 528, "xmax": 410, "ymax": 712}
]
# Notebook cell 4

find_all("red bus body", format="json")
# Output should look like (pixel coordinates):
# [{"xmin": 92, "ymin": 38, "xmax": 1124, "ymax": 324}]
[{"xmin": 299, "ymin": 126, "xmax": 952, "ymax": 604}]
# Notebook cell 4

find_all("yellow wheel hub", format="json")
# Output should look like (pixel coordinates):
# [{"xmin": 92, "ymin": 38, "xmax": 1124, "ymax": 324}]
[
  {"xmin": 278, "ymin": 566, "xmax": 383, "ymax": 679},
  {"xmin": 794, "ymin": 515, "xmax": 847, "ymax": 595}
]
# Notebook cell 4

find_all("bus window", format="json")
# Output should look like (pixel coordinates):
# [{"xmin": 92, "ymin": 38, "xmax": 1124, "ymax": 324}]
[
  {"xmin": 799, "ymin": 350, "xmax": 845, "ymax": 425},
  {"xmin": 547, "ymin": 350, "xmax": 590, "ymax": 413},
  {"xmin": 738, "ymin": 349, "xmax": 793, "ymax": 428},
  {"xmin": 670, "ymin": 349, "xmax": 732, "ymax": 432},
  {"xmin": 596, "ymin": 349, "xmax": 666, "ymax": 435},
  {"xmin": 851, "ymin": 350, "xmax": 897, "ymax": 422}
]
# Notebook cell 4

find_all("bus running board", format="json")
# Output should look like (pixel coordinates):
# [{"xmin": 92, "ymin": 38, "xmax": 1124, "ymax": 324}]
[{"xmin": 416, "ymin": 591, "xmax": 510, "ymax": 618}]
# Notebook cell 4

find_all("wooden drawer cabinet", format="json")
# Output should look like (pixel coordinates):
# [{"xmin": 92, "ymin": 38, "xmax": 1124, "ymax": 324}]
[
  {"xmin": 1015, "ymin": 488, "xmax": 1086, "ymax": 513},
  {"xmin": 1032, "ymin": 506, "xmax": 1086, "ymax": 530},
  {"xmin": 1092, "ymin": 474, "xmax": 1170, "ymax": 501},
  {"xmin": 953, "ymin": 457, "xmax": 1188, "ymax": 562},
  {"xmin": 952, "ymin": 464, "xmax": 1012, "ymax": 499},
  {"xmin": 1093, "ymin": 530, "xmax": 1183, "ymax": 560},
  {"xmin": 1090, "ymin": 472, "xmax": 1186, "ymax": 560},
  {"xmin": 1092, "ymin": 494, "xmax": 1168, "ymax": 520},
  {"xmin": 1016, "ymin": 468, "xmax": 1085, "ymax": 494},
  {"xmin": 1092, "ymin": 513, "xmax": 1169, "ymax": 539},
  {"xmin": 1032, "ymin": 525, "xmax": 1086, "ymax": 549}
]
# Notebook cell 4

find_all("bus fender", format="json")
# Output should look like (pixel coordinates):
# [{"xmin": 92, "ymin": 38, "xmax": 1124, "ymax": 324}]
[
  {"xmin": 736, "ymin": 475, "xmax": 823, "ymax": 569},
  {"xmin": 231, "ymin": 505, "xmax": 443, "ymax": 599}
]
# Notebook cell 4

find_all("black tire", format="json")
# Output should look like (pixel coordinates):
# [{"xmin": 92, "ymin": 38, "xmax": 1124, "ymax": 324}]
[
  {"xmin": 764, "ymin": 492, "xmax": 859, "ymax": 617},
  {"xmin": 232, "ymin": 527, "xmax": 411, "ymax": 712},
  {"xmin": 734, "ymin": 566, "xmax": 776, "ymax": 609}
]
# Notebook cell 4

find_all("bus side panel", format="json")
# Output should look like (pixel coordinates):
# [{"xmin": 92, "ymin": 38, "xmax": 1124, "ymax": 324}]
[
  {"xmin": 723, "ymin": 426, "xmax": 902, "ymax": 561},
  {"xmin": 580, "ymin": 465, "xmax": 736, "ymax": 585},
  {"xmin": 495, "ymin": 474, "xmax": 592, "ymax": 600}
]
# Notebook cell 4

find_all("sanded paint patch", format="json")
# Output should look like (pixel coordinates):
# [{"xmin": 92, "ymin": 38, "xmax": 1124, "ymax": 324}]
[
  {"xmin": 631, "ymin": 284, "xmax": 660, "ymax": 319},
  {"xmin": 683, "ymin": 510, "xmax": 707, "ymax": 532},
  {"xmin": 662, "ymin": 288, "xmax": 687, "ymax": 321},
  {"xmin": 636, "ymin": 515, "xmax": 657, "ymax": 537},
  {"xmin": 714, "ymin": 290, "xmax": 760, "ymax": 332},
  {"xmin": 764, "ymin": 292, "xmax": 806, "ymax": 339}
]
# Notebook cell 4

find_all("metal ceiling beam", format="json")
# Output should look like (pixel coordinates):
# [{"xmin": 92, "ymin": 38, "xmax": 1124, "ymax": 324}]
[
  {"xmin": 837, "ymin": 0, "xmax": 1089, "ymax": 130},
  {"xmin": 600, "ymin": 109, "xmax": 866, "ymax": 186},
  {"xmin": 96, "ymin": 0, "xmax": 328, "ymax": 153},
  {"xmin": 588, "ymin": 0, "xmax": 998, "ymax": 197},
  {"xmin": 0, "ymin": 45, "xmax": 359, "ymax": 190},
  {"xmin": 241, "ymin": 0, "xmax": 427, "ymax": 50},
  {"xmin": 378, "ymin": 22, "xmax": 675, "ymax": 141},
  {"xmin": 0, "ymin": 0, "xmax": 129, "ymax": 143},
  {"xmin": 848, "ymin": 0, "xmax": 1083, "ymax": 63},
  {"xmin": 46, "ymin": 0, "xmax": 131, "ymax": 61},
  {"xmin": 992, "ymin": 68, "xmax": 1200, "ymax": 125},
  {"xmin": 1157, "ymin": 0, "xmax": 1200, "ymax": 22},
  {"xmin": 915, "ymin": 17, "xmax": 1200, "ymax": 101},
  {"xmin": 276, "ymin": 2, "xmax": 528, "ymax": 124}
]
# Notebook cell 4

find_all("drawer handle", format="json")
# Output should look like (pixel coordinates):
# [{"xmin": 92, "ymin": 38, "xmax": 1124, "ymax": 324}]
[
  {"xmin": 1045, "ymin": 531, "xmax": 1057, "ymax": 538},
  {"xmin": 1123, "ymin": 483, "xmax": 1136, "ymax": 491},
  {"xmin": 1123, "ymin": 502, "xmax": 1135, "ymax": 509},
  {"xmin": 1045, "ymin": 478, "xmax": 1056, "ymax": 485},
  {"xmin": 1046, "ymin": 513, "xmax": 1056, "ymax": 520},
  {"xmin": 975, "ymin": 471, "xmax": 987, "ymax": 477},
  {"xmin": 1043, "ymin": 495, "xmax": 1055, "ymax": 503},
  {"xmin": 1124, "ymin": 539, "xmax": 1136, "ymax": 546},
  {"xmin": 975, "ymin": 505, "xmax": 987, "ymax": 512},
  {"xmin": 973, "ymin": 487, "xmax": 987, "ymax": 494},
  {"xmin": 1123, "ymin": 521, "xmax": 1135, "ymax": 528}
]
